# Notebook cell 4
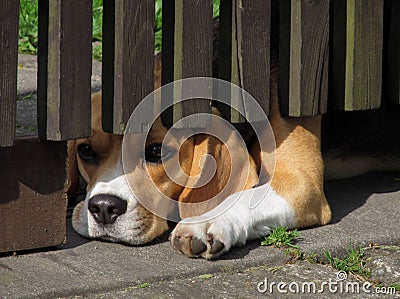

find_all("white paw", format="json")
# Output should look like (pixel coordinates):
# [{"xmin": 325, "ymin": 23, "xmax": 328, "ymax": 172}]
[
  {"xmin": 170, "ymin": 215, "xmax": 242, "ymax": 259},
  {"xmin": 169, "ymin": 185, "xmax": 296, "ymax": 259}
]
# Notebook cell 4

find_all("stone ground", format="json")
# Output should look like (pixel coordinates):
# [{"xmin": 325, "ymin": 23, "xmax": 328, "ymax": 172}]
[{"xmin": 1, "ymin": 54, "xmax": 399, "ymax": 298}]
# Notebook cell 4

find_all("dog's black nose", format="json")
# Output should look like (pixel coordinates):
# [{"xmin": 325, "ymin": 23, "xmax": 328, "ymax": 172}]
[{"xmin": 88, "ymin": 195, "xmax": 127, "ymax": 224}]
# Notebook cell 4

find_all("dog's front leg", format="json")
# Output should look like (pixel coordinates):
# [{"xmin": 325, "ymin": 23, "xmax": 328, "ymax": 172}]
[{"xmin": 170, "ymin": 183, "xmax": 295, "ymax": 259}]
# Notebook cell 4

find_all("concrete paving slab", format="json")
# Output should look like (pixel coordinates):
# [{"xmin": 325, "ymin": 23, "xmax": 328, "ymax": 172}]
[
  {"xmin": 76, "ymin": 263, "xmax": 387, "ymax": 299},
  {"xmin": 300, "ymin": 173, "xmax": 400, "ymax": 258},
  {"xmin": 0, "ymin": 173, "xmax": 399, "ymax": 298},
  {"xmin": 17, "ymin": 54, "xmax": 37, "ymax": 96},
  {"xmin": 365, "ymin": 246, "xmax": 400, "ymax": 286}
]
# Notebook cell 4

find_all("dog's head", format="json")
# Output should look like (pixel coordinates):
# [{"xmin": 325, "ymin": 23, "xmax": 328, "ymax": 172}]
[
  {"xmin": 68, "ymin": 91, "xmax": 188, "ymax": 244},
  {"xmin": 68, "ymin": 62, "xmax": 259, "ymax": 245}
]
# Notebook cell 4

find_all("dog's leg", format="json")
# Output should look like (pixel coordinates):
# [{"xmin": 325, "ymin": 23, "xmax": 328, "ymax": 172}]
[
  {"xmin": 170, "ymin": 118, "xmax": 331, "ymax": 259},
  {"xmin": 268, "ymin": 115, "xmax": 332, "ymax": 229},
  {"xmin": 170, "ymin": 182, "xmax": 296, "ymax": 259},
  {"xmin": 170, "ymin": 71, "xmax": 331, "ymax": 259}
]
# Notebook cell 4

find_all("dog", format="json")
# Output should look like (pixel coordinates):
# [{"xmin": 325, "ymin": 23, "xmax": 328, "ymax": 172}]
[
  {"xmin": 68, "ymin": 46, "xmax": 400, "ymax": 260},
  {"xmin": 67, "ymin": 49, "xmax": 336, "ymax": 259}
]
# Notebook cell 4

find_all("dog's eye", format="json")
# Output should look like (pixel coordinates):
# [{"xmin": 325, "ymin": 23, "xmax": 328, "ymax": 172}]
[
  {"xmin": 77, "ymin": 143, "xmax": 97, "ymax": 163},
  {"xmin": 145, "ymin": 143, "xmax": 171, "ymax": 163}
]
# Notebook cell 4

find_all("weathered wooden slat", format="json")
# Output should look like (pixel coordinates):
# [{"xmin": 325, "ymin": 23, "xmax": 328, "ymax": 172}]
[
  {"xmin": 218, "ymin": 0, "xmax": 245, "ymax": 123},
  {"xmin": 102, "ymin": 0, "xmax": 155, "ymax": 134},
  {"xmin": 161, "ymin": 0, "xmax": 174, "ymax": 87},
  {"xmin": 0, "ymin": 138, "xmax": 67, "ymax": 253},
  {"xmin": 218, "ymin": 0, "xmax": 271, "ymax": 122},
  {"xmin": 332, "ymin": 0, "xmax": 383, "ymax": 110},
  {"xmin": 238, "ymin": 0, "xmax": 271, "ymax": 121},
  {"xmin": 37, "ymin": 0, "xmax": 92, "ymax": 141},
  {"xmin": 387, "ymin": 0, "xmax": 400, "ymax": 105},
  {"xmin": 279, "ymin": 0, "xmax": 329, "ymax": 117},
  {"xmin": 0, "ymin": 0, "xmax": 19, "ymax": 147},
  {"xmin": 162, "ymin": 0, "xmax": 213, "ymax": 128}
]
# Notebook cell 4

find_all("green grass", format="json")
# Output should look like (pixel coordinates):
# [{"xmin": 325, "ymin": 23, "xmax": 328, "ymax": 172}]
[
  {"xmin": 92, "ymin": 43, "xmax": 102, "ymax": 61},
  {"xmin": 305, "ymin": 252, "xmax": 318, "ymax": 263},
  {"xmin": 198, "ymin": 273, "xmax": 214, "ymax": 280},
  {"xmin": 92, "ymin": 0, "xmax": 103, "ymax": 42},
  {"xmin": 155, "ymin": 0, "xmax": 162, "ymax": 53},
  {"xmin": 18, "ymin": 0, "xmax": 102, "ymax": 56},
  {"xmin": 19, "ymin": 0, "xmax": 38, "ymax": 54},
  {"xmin": 18, "ymin": 0, "xmax": 104, "ymax": 57},
  {"xmin": 91, "ymin": 0, "xmax": 103, "ymax": 60},
  {"xmin": 388, "ymin": 284, "xmax": 400, "ymax": 292},
  {"xmin": 261, "ymin": 227, "xmax": 300, "ymax": 249},
  {"xmin": 261, "ymin": 227, "xmax": 302, "ymax": 262},
  {"xmin": 18, "ymin": 0, "xmax": 220, "ymax": 60},
  {"xmin": 324, "ymin": 244, "xmax": 370, "ymax": 278},
  {"xmin": 134, "ymin": 282, "xmax": 151, "ymax": 289},
  {"xmin": 17, "ymin": 92, "xmax": 35, "ymax": 101}
]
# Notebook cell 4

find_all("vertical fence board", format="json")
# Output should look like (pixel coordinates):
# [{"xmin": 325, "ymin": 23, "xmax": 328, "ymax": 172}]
[
  {"xmin": 333, "ymin": 0, "xmax": 383, "ymax": 110},
  {"xmin": 387, "ymin": 0, "xmax": 400, "ymax": 105},
  {"xmin": 0, "ymin": 0, "xmax": 19, "ymax": 147},
  {"xmin": 162, "ymin": 0, "xmax": 213, "ymax": 128},
  {"xmin": 279, "ymin": 0, "xmax": 329, "ymax": 117},
  {"xmin": 218, "ymin": 0, "xmax": 270, "ymax": 122},
  {"xmin": 237, "ymin": 0, "xmax": 271, "ymax": 121},
  {"xmin": 38, "ymin": 0, "xmax": 92, "ymax": 140},
  {"xmin": 216, "ymin": 0, "xmax": 241, "ymax": 122},
  {"xmin": 102, "ymin": 0, "xmax": 155, "ymax": 134}
]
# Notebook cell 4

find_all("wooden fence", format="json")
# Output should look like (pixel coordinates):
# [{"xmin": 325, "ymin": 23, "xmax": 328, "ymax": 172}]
[{"xmin": 0, "ymin": 0, "xmax": 399, "ymax": 252}]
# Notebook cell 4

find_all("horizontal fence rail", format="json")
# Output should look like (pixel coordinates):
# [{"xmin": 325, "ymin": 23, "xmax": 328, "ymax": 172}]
[{"xmin": 1, "ymin": 0, "xmax": 400, "ymax": 147}]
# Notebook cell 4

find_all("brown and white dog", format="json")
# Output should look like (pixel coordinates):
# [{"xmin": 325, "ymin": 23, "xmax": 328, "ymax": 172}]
[
  {"xmin": 67, "ymin": 52, "xmax": 335, "ymax": 259},
  {"xmin": 68, "ymin": 46, "xmax": 400, "ymax": 259}
]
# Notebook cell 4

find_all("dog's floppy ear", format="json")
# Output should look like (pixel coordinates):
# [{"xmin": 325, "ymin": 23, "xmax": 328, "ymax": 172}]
[
  {"xmin": 67, "ymin": 140, "xmax": 80, "ymax": 200},
  {"xmin": 177, "ymin": 132, "xmax": 259, "ymax": 219}
]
